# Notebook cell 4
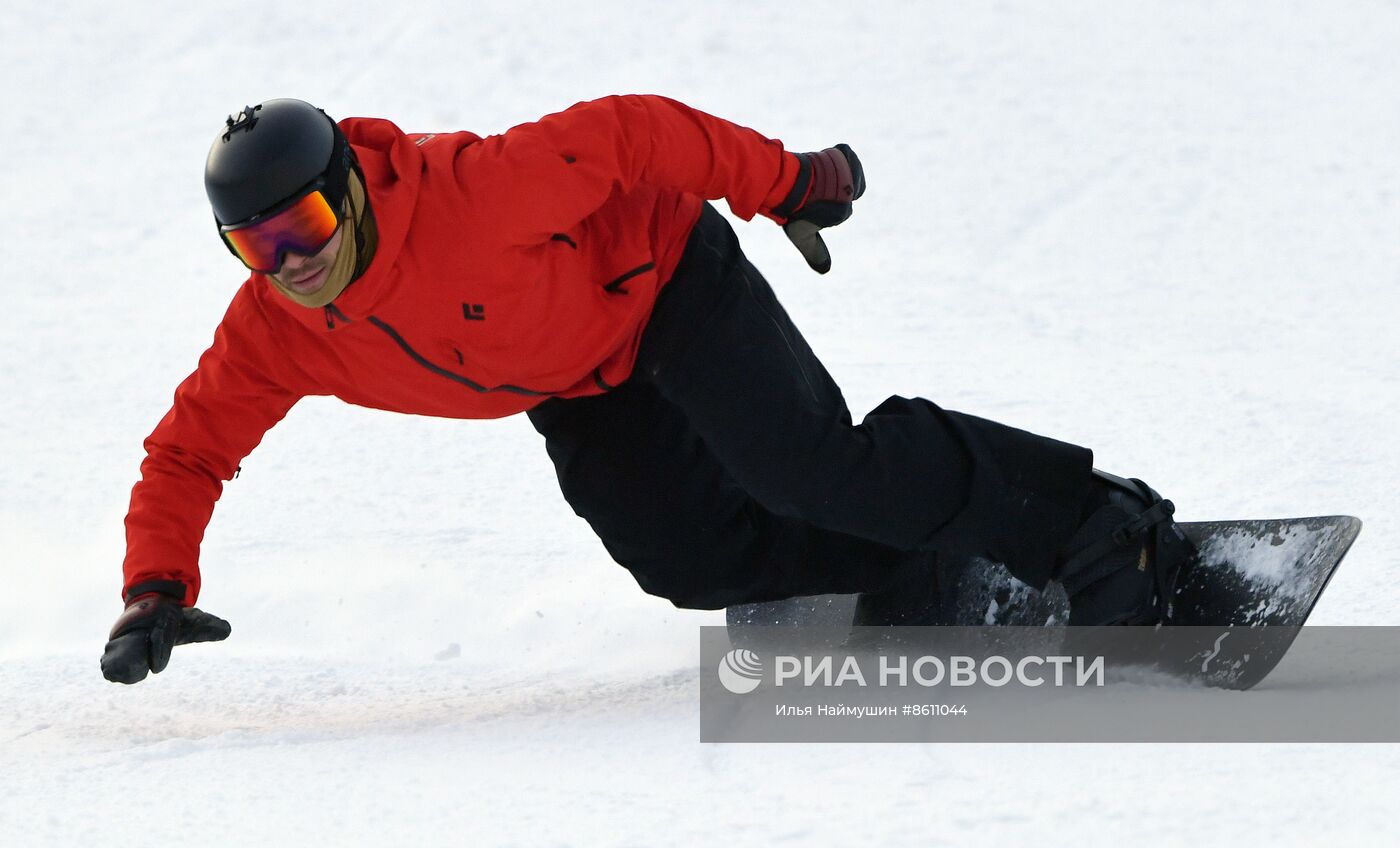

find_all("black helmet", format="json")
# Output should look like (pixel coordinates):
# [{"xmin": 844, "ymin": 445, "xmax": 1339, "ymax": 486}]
[{"xmin": 204, "ymin": 98, "xmax": 353, "ymax": 227}]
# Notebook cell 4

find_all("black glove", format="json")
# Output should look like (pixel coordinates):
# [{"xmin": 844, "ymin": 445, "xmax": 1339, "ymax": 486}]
[
  {"xmin": 771, "ymin": 144, "xmax": 866, "ymax": 274},
  {"xmin": 100, "ymin": 589, "xmax": 231, "ymax": 684}
]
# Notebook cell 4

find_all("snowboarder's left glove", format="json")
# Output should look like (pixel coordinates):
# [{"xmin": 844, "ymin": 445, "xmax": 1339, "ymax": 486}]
[
  {"xmin": 100, "ymin": 589, "xmax": 231, "ymax": 684},
  {"xmin": 771, "ymin": 144, "xmax": 866, "ymax": 274}
]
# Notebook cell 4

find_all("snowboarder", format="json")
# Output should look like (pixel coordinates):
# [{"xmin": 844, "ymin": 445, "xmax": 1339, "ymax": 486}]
[{"xmin": 101, "ymin": 96, "xmax": 1193, "ymax": 684}]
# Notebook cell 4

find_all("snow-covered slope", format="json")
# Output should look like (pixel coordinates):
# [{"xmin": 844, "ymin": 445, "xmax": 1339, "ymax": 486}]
[{"xmin": 2, "ymin": 1, "xmax": 1397, "ymax": 845}]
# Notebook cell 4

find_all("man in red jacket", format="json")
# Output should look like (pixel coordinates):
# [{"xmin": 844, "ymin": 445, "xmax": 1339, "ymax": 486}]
[{"xmin": 101, "ymin": 97, "xmax": 1192, "ymax": 683}]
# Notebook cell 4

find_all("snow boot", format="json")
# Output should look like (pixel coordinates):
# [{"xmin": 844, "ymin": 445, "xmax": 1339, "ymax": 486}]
[{"xmin": 1055, "ymin": 469, "xmax": 1195, "ymax": 625}]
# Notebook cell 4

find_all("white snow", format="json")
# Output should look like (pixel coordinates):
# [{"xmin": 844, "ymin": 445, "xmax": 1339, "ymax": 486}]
[{"xmin": 3, "ymin": 0, "xmax": 1400, "ymax": 845}]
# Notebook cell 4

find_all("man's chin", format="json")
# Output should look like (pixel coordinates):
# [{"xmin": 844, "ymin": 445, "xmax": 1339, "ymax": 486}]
[{"xmin": 278, "ymin": 268, "xmax": 327, "ymax": 295}]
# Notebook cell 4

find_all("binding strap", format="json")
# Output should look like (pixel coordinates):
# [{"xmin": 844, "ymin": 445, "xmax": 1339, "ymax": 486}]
[{"xmin": 1059, "ymin": 478, "xmax": 1176, "ymax": 598}]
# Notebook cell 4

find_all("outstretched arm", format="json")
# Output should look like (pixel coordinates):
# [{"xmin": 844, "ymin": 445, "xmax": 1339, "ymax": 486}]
[
  {"xmin": 122, "ymin": 290, "xmax": 305, "ymax": 606},
  {"xmin": 455, "ymin": 94, "xmax": 806, "ymax": 242},
  {"xmin": 106, "ymin": 288, "xmax": 307, "ymax": 683}
]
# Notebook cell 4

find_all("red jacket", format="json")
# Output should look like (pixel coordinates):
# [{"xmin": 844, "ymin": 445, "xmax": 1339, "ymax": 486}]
[{"xmin": 123, "ymin": 95, "xmax": 804, "ymax": 604}]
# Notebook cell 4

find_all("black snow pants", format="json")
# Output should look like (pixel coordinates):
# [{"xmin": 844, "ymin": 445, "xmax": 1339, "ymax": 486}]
[{"xmin": 527, "ymin": 203, "xmax": 1093, "ymax": 610}]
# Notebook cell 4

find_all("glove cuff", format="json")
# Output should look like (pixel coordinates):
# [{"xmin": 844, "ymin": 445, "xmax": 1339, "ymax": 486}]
[
  {"xmin": 109, "ymin": 591, "xmax": 182, "ymax": 640},
  {"xmin": 769, "ymin": 152, "xmax": 813, "ymax": 222},
  {"xmin": 123, "ymin": 579, "xmax": 187, "ymax": 605}
]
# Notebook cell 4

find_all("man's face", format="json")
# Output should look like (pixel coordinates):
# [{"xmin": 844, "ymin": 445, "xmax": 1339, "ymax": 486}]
[{"xmin": 271, "ymin": 222, "xmax": 346, "ymax": 297}]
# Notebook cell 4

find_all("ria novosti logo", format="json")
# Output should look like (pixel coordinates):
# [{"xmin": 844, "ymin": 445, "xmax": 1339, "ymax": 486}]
[{"xmin": 717, "ymin": 649, "xmax": 764, "ymax": 694}]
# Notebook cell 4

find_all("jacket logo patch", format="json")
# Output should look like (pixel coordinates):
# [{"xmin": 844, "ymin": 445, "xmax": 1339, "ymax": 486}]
[{"xmin": 463, "ymin": 303, "xmax": 486, "ymax": 321}]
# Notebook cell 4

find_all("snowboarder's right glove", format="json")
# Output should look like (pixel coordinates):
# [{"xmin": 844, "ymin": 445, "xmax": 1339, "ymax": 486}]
[
  {"xmin": 771, "ymin": 144, "xmax": 866, "ymax": 274},
  {"xmin": 100, "ymin": 589, "xmax": 231, "ymax": 684}
]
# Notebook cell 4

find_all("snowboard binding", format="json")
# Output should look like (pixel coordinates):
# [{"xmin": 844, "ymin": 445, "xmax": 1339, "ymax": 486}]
[{"xmin": 1055, "ymin": 470, "xmax": 1195, "ymax": 625}]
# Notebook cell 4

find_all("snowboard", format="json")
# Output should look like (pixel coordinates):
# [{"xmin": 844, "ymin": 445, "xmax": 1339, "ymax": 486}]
[{"xmin": 726, "ymin": 515, "xmax": 1362, "ymax": 690}]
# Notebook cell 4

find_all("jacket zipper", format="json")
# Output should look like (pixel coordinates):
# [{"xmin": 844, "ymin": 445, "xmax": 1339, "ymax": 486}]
[
  {"xmin": 324, "ymin": 303, "xmax": 353, "ymax": 329},
  {"xmin": 365, "ymin": 316, "xmax": 551, "ymax": 397},
  {"xmin": 602, "ymin": 262, "xmax": 654, "ymax": 294}
]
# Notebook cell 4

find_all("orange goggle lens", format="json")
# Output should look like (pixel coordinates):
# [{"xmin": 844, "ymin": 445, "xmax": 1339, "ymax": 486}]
[{"xmin": 221, "ymin": 189, "xmax": 341, "ymax": 274}]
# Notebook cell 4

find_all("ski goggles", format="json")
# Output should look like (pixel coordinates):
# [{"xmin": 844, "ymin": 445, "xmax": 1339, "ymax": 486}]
[{"xmin": 219, "ymin": 180, "xmax": 342, "ymax": 274}]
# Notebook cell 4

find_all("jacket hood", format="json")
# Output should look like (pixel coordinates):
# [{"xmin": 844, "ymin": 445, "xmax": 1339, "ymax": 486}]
[{"xmin": 253, "ymin": 116, "xmax": 428, "ymax": 329}]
